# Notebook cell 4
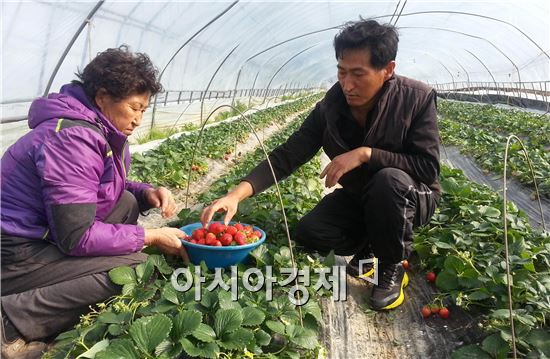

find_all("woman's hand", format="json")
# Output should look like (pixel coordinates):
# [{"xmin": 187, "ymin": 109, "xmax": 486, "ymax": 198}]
[
  {"xmin": 144, "ymin": 227, "xmax": 189, "ymax": 264},
  {"xmin": 144, "ymin": 187, "xmax": 177, "ymax": 218}
]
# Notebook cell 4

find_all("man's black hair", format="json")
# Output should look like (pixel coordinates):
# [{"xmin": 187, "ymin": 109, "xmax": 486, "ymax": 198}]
[{"xmin": 334, "ymin": 19, "xmax": 399, "ymax": 69}]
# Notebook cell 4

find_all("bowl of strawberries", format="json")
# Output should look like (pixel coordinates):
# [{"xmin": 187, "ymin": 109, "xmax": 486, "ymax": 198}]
[{"xmin": 180, "ymin": 221, "xmax": 266, "ymax": 268}]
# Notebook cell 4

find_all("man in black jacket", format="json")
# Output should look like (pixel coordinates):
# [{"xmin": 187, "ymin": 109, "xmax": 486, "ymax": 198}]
[{"xmin": 201, "ymin": 19, "xmax": 440, "ymax": 310}]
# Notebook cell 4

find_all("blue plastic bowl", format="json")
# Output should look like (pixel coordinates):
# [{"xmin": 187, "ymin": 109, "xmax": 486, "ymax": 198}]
[{"xmin": 180, "ymin": 221, "xmax": 266, "ymax": 268}]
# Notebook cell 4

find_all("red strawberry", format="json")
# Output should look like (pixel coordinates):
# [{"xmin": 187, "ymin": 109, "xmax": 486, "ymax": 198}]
[
  {"xmin": 192, "ymin": 228, "xmax": 206, "ymax": 240},
  {"xmin": 421, "ymin": 306, "xmax": 431, "ymax": 318},
  {"xmin": 426, "ymin": 272, "xmax": 436, "ymax": 283},
  {"xmin": 197, "ymin": 238, "xmax": 206, "ymax": 245},
  {"xmin": 220, "ymin": 233, "xmax": 233, "ymax": 246},
  {"xmin": 205, "ymin": 233, "xmax": 217, "ymax": 245},
  {"xmin": 252, "ymin": 230, "xmax": 262, "ymax": 239},
  {"xmin": 439, "ymin": 307, "xmax": 450, "ymax": 319},
  {"xmin": 225, "ymin": 226, "xmax": 238, "ymax": 236},
  {"xmin": 213, "ymin": 240, "xmax": 222, "ymax": 247},
  {"xmin": 234, "ymin": 232, "xmax": 246, "ymax": 245},
  {"xmin": 243, "ymin": 226, "xmax": 253, "ymax": 235},
  {"xmin": 209, "ymin": 222, "xmax": 225, "ymax": 235},
  {"xmin": 234, "ymin": 223, "xmax": 244, "ymax": 231}
]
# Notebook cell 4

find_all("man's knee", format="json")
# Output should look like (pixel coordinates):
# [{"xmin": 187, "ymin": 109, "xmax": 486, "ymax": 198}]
[{"xmin": 365, "ymin": 168, "xmax": 414, "ymax": 197}]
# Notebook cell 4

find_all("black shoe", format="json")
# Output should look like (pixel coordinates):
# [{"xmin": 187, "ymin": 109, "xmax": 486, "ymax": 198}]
[
  {"xmin": 369, "ymin": 262, "xmax": 409, "ymax": 310},
  {"xmin": 346, "ymin": 252, "xmax": 377, "ymax": 278}
]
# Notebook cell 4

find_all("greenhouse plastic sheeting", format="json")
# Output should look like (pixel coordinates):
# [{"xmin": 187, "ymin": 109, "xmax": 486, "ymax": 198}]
[{"xmin": 2, "ymin": 1, "xmax": 548, "ymax": 104}]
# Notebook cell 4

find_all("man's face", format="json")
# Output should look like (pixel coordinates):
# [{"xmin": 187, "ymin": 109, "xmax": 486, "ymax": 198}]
[{"xmin": 337, "ymin": 49, "xmax": 395, "ymax": 109}]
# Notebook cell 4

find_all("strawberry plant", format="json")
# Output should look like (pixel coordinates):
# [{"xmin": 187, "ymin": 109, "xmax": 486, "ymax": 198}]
[
  {"xmin": 414, "ymin": 166, "xmax": 550, "ymax": 358},
  {"xmin": 438, "ymin": 100, "xmax": 550, "ymax": 196}
]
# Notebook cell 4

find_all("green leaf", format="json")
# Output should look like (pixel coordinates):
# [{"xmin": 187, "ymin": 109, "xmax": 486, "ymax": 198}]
[
  {"xmin": 435, "ymin": 270, "xmax": 459, "ymax": 291},
  {"xmin": 323, "ymin": 250, "xmax": 335, "ymax": 267},
  {"xmin": 525, "ymin": 329, "xmax": 550, "ymax": 356},
  {"xmin": 302, "ymin": 300, "xmax": 322, "ymax": 323},
  {"xmin": 479, "ymin": 205, "xmax": 501, "ymax": 218},
  {"xmin": 265, "ymin": 320, "xmax": 286, "ymax": 335},
  {"xmin": 109, "ymin": 266, "xmax": 136, "ymax": 285},
  {"xmin": 241, "ymin": 307, "xmax": 265, "ymax": 326},
  {"xmin": 76, "ymin": 339, "xmax": 109, "ymax": 358},
  {"xmin": 135, "ymin": 260, "xmax": 154, "ymax": 283},
  {"xmin": 107, "ymin": 324, "xmax": 124, "ymax": 336},
  {"xmin": 180, "ymin": 338, "xmax": 219, "ymax": 359},
  {"xmin": 129, "ymin": 314, "xmax": 172, "ymax": 354},
  {"xmin": 200, "ymin": 290, "xmax": 218, "ymax": 309},
  {"xmin": 468, "ymin": 291, "xmax": 491, "ymax": 301},
  {"xmin": 148, "ymin": 254, "xmax": 173, "ymax": 275},
  {"xmin": 444, "ymin": 255, "xmax": 465, "ymax": 273},
  {"xmin": 192, "ymin": 323, "xmax": 217, "ymax": 342},
  {"xmin": 451, "ymin": 344, "xmax": 492, "ymax": 359},
  {"xmin": 218, "ymin": 327, "xmax": 254, "ymax": 350},
  {"xmin": 434, "ymin": 241, "xmax": 454, "ymax": 249},
  {"xmin": 173, "ymin": 310, "xmax": 202, "ymax": 339},
  {"xmin": 161, "ymin": 282, "xmax": 179, "ymax": 305},
  {"xmin": 255, "ymin": 329, "xmax": 272, "ymax": 346},
  {"xmin": 289, "ymin": 326, "xmax": 318, "ymax": 350},
  {"xmin": 98, "ymin": 312, "xmax": 123, "ymax": 325},
  {"xmin": 217, "ymin": 290, "xmax": 241, "ymax": 310},
  {"xmin": 481, "ymin": 333, "xmax": 509, "ymax": 359},
  {"xmin": 214, "ymin": 308, "xmax": 243, "ymax": 337},
  {"xmin": 96, "ymin": 339, "xmax": 140, "ymax": 359}
]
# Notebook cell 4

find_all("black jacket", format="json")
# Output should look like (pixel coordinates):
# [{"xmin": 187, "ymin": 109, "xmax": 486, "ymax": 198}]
[{"xmin": 243, "ymin": 75, "xmax": 441, "ymax": 198}]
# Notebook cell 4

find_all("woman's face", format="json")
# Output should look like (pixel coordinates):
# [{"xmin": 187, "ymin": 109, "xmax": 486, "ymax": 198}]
[{"xmin": 95, "ymin": 89, "xmax": 150, "ymax": 136}]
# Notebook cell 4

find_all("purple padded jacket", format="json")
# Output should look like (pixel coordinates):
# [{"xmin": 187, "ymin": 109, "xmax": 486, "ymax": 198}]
[{"xmin": 1, "ymin": 84, "xmax": 151, "ymax": 256}]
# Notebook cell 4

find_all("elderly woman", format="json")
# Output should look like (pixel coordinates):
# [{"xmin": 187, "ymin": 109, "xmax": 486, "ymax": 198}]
[{"xmin": 1, "ymin": 46, "xmax": 186, "ymax": 358}]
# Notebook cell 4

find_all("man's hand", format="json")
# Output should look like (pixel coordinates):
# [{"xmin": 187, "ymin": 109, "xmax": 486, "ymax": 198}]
[
  {"xmin": 320, "ymin": 147, "xmax": 372, "ymax": 188},
  {"xmin": 200, "ymin": 181, "xmax": 253, "ymax": 227},
  {"xmin": 200, "ymin": 194, "xmax": 240, "ymax": 228},
  {"xmin": 144, "ymin": 187, "xmax": 177, "ymax": 218},
  {"xmin": 144, "ymin": 227, "xmax": 189, "ymax": 264}
]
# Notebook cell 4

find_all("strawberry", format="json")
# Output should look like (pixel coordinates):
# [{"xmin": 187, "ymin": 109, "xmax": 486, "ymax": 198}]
[
  {"xmin": 421, "ymin": 306, "xmax": 431, "ymax": 318},
  {"xmin": 439, "ymin": 307, "xmax": 450, "ymax": 319},
  {"xmin": 402, "ymin": 259, "xmax": 409, "ymax": 270},
  {"xmin": 194, "ymin": 229, "xmax": 207, "ymax": 240},
  {"xmin": 225, "ymin": 226, "xmax": 238, "ymax": 236},
  {"xmin": 209, "ymin": 222, "xmax": 225, "ymax": 235},
  {"xmin": 234, "ymin": 223, "xmax": 244, "ymax": 231},
  {"xmin": 234, "ymin": 232, "xmax": 247, "ymax": 245},
  {"xmin": 426, "ymin": 272, "xmax": 436, "ymax": 282},
  {"xmin": 220, "ymin": 233, "xmax": 233, "ymax": 246},
  {"xmin": 213, "ymin": 240, "xmax": 222, "ymax": 247},
  {"xmin": 252, "ymin": 230, "xmax": 262, "ymax": 239}
]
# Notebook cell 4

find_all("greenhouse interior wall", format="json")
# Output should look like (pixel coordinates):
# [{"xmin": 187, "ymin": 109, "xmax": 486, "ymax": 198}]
[{"xmin": 1, "ymin": 1, "xmax": 549, "ymax": 359}]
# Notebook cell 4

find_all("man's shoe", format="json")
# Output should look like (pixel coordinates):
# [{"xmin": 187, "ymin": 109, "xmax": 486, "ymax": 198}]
[
  {"xmin": 1, "ymin": 338, "xmax": 48, "ymax": 359},
  {"xmin": 369, "ymin": 262, "xmax": 409, "ymax": 310},
  {"xmin": 346, "ymin": 250, "xmax": 376, "ymax": 277}
]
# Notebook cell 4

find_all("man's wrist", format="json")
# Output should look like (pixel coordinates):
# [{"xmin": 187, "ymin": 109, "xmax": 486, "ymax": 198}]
[{"xmin": 360, "ymin": 147, "xmax": 372, "ymax": 163}]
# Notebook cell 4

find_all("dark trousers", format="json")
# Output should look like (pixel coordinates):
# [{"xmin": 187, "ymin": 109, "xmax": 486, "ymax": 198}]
[
  {"xmin": 294, "ymin": 168, "xmax": 438, "ymax": 263},
  {"xmin": 1, "ymin": 191, "xmax": 147, "ymax": 341}
]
